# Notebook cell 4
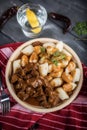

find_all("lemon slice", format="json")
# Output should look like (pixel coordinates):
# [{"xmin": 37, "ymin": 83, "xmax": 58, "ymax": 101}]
[
  {"xmin": 26, "ymin": 8, "xmax": 39, "ymax": 28},
  {"xmin": 26, "ymin": 8, "xmax": 42, "ymax": 33},
  {"xmin": 31, "ymin": 27, "xmax": 42, "ymax": 34}
]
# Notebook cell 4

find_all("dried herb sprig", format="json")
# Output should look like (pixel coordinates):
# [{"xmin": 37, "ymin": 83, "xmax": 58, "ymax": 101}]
[{"xmin": 73, "ymin": 21, "xmax": 87, "ymax": 36}]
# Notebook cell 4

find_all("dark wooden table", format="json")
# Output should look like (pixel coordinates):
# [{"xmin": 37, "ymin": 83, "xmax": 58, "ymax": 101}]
[{"xmin": 0, "ymin": 0, "xmax": 87, "ymax": 65}]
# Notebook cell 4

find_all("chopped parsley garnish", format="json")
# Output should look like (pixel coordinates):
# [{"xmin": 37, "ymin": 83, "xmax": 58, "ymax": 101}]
[
  {"xmin": 58, "ymin": 54, "xmax": 66, "ymax": 60},
  {"xmin": 51, "ymin": 59, "xmax": 58, "ymax": 66},
  {"xmin": 53, "ymin": 51, "xmax": 60, "ymax": 57},
  {"xmin": 73, "ymin": 21, "xmax": 87, "ymax": 36},
  {"xmin": 40, "ymin": 47, "xmax": 46, "ymax": 53},
  {"xmin": 51, "ymin": 53, "xmax": 66, "ymax": 65}
]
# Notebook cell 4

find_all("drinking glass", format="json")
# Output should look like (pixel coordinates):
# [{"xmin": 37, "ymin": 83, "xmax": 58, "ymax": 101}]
[{"xmin": 17, "ymin": 3, "xmax": 47, "ymax": 38}]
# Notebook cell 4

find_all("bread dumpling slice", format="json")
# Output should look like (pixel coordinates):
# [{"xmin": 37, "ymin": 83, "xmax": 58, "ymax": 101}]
[
  {"xmin": 43, "ymin": 42, "xmax": 55, "ymax": 48},
  {"xmin": 21, "ymin": 45, "xmax": 34, "ymax": 56},
  {"xmin": 70, "ymin": 82, "xmax": 77, "ymax": 90},
  {"xmin": 39, "ymin": 63, "xmax": 49, "ymax": 76},
  {"xmin": 13, "ymin": 59, "xmax": 21, "ymax": 73},
  {"xmin": 56, "ymin": 41, "xmax": 64, "ymax": 52},
  {"xmin": 57, "ymin": 87, "xmax": 69, "ymax": 100},
  {"xmin": 72, "ymin": 68, "xmax": 80, "ymax": 82},
  {"xmin": 50, "ymin": 78, "xmax": 63, "ymax": 87}
]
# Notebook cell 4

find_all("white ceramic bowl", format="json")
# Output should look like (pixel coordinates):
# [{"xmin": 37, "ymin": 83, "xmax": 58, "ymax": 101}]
[{"xmin": 5, "ymin": 38, "xmax": 83, "ymax": 113}]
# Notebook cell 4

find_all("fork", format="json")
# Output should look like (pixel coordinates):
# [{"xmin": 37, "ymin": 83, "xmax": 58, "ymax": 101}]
[{"xmin": 0, "ymin": 71, "xmax": 10, "ymax": 115}]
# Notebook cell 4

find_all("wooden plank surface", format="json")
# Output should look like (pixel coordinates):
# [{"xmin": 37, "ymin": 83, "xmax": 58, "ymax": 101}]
[{"xmin": 0, "ymin": 0, "xmax": 87, "ymax": 65}]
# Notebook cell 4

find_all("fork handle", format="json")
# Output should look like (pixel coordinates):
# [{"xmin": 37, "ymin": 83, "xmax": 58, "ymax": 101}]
[
  {"xmin": 0, "ymin": 70, "xmax": 4, "ymax": 92},
  {"xmin": 0, "ymin": 81, "xmax": 4, "ymax": 92},
  {"xmin": 0, "ymin": 85, "xmax": 4, "ymax": 91}
]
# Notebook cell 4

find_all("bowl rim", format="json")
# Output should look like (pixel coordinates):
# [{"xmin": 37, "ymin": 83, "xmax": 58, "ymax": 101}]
[{"xmin": 5, "ymin": 38, "xmax": 83, "ymax": 113}]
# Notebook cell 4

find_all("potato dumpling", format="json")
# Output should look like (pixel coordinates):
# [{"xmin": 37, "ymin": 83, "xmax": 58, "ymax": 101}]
[
  {"xmin": 63, "ymin": 83, "xmax": 73, "ymax": 92},
  {"xmin": 63, "ymin": 82, "xmax": 77, "ymax": 92},
  {"xmin": 61, "ymin": 59, "xmax": 69, "ymax": 68},
  {"xmin": 52, "ymin": 64, "xmax": 62, "ymax": 72},
  {"xmin": 46, "ymin": 46, "xmax": 57, "ymax": 55},
  {"xmin": 45, "ymin": 75, "xmax": 52, "ymax": 81},
  {"xmin": 48, "ymin": 64, "xmax": 53, "ymax": 73},
  {"xmin": 34, "ymin": 46, "xmax": 41, "ymax": 54},
  {"xmin": 29, "ymin": 52, "xmax": 38, "ymax": 63},
  {"xmin": 65, "ymin": 61, "xmax": 76, "ymax": 74},
  {"xmin": 21, "ymin": 55, "xmax": 28, "ymax": 67},
  {"xmin": 62, "ymin": 72, "xmax": 73, "ymax": 83},
  {"xmin": 63, "ymin": 49, "xmax": 72, "ymax": 61},
  {"xmin": 50, "ymin": 69, "xmax": 63, "ymax": 78}
]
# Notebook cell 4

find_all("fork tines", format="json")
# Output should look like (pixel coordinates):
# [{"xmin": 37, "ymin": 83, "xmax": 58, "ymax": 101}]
[{"xmin": 0, "ymin": 94, "xmax": 10, "ymax": 115}]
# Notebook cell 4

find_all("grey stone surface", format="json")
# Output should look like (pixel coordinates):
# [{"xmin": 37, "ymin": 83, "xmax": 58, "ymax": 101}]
[{"xmin": 0, "ymin": 32, "xmax": 13, "ymax": 45}]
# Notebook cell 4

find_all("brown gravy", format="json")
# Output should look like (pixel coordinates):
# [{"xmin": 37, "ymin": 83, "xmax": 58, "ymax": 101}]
[{"xmin": 26, "ymin": 97, "xmax": 40, "ymax": 106}]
